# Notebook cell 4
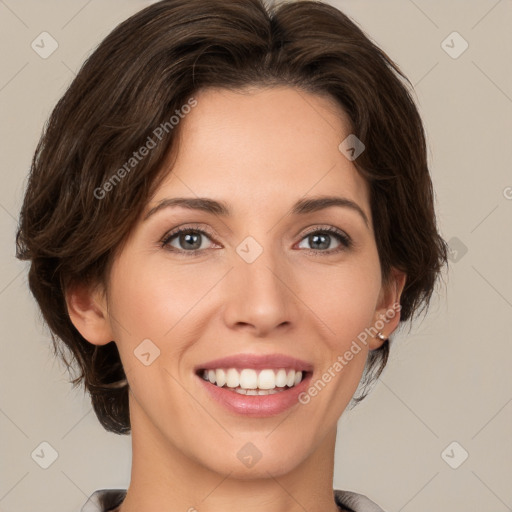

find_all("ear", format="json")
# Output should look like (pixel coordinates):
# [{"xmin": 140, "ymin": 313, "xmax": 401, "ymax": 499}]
[
  {"xmin": 65, "ymin": 281, "xmax": 114, "ymax": 346},
  {"xmin": 368, "ymin": 268, "xmax": 407, "ymax": 350}
]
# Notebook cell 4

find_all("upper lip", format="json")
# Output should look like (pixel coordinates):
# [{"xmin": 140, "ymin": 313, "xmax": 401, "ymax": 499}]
[{"xmin": 195, "ymin": 353, "xmax": 314, "ymax": 373}]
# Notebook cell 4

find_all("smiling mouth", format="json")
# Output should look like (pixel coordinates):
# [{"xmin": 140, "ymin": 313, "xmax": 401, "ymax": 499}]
[{"xmin": 197, "ymin": 367, "xmax": 309, "ymax": 395}]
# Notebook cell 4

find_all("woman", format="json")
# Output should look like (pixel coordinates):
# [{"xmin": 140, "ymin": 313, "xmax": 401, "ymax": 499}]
[{"xmin": 16, "ymin": 1, "xmax": 448, "ymax": 511}]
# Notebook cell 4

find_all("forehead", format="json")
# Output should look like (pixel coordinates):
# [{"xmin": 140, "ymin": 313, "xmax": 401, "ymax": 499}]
[{"xmin": 152, "ymin": 86, "xmax": 370, "ymax": 218}]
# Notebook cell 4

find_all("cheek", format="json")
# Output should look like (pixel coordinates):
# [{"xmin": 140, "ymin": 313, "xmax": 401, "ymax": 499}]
[
  {"xmin": 300, "ymin": 258, "xmax": 381, "ymax": 405},
  {"xmin": 106, "ymin": 257, "xmax": 204, "ymax": 396},
  {"xmin": 302, "ymin": 257, "xmax": 382, "ymax": 346},
  {"xmin": 107, "ymin": 255, "xmax": 221, "ymax": 349},
  {"xmin": 106, "ymin": 255, "xmax": 171, "ymax": 351},
  {"xmin": 109, "ymin": 247, "xmax": 381, "ymax": 343},
  {"xmin": 293, "ymin": 259, "xmax": 381, "ymax": 425}
]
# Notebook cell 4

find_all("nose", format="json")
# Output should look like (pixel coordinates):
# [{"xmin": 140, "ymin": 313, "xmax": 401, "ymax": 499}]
[{"xmin": 221, "ymin": 242, "xmax": 298, "ymax": 337}]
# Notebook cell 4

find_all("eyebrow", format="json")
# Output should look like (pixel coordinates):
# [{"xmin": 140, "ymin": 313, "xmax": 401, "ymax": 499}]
[{"xmin": 144, "ymin": 195, "xmax": 370, "ymax": 228}]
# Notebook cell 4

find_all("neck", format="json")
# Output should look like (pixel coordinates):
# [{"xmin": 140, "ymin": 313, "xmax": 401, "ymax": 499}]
[{"xmin": 117, "ymin": 395, "xmax": 341, "ymax": 512}]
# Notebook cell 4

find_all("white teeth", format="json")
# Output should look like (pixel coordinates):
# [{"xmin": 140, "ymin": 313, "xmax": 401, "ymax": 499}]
[
  {"xmin": 275, "ymin": 368, "xmax": 288, "ymax": 387},
  {"xmin": 215, "ymin": 368, "xmax": 226, "ymax": 387},
  {"xmin": 201, "ymin": 367, "xmax": 305, "ymax": 391},
  {"xmin": 225, "ymin": 368, "xmax": 240, "ymax": 388},
  {"xmin": 235, "ymin": 387, "xmax": 279, "ymax": 395},
  {"xmin": 258, "ymin": 369, "xmax": 276, "ymax": 389},
  {"xmin": 239, "ymin": 369, "xmax": 258, "ymax": 389}
]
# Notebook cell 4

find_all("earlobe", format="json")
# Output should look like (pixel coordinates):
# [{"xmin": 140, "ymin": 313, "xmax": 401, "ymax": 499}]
[
  {"xmin": 65, "ymin": 282, "xmax": 114, "ymax": 346},
  {"xmin": 369, "ymin": 268, "xmax": 407, "ymax": 350}
]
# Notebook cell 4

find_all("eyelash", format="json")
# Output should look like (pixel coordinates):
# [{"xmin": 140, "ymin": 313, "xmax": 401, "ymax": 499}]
[{"xmin": 160, "ymin": 224, "xmax": 353, "ymax": 256}]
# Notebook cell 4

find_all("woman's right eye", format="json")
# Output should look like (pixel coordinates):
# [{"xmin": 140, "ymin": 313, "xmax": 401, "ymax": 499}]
[{"xmin": 161, "ymin": 228, "xmax": 217, "ymax": 254}]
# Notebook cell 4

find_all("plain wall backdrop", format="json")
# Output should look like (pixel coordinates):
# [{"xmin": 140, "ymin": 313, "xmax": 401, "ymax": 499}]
[{"xmin": 1, "ymin": 1, "xmax": 511, "ymax": 511}]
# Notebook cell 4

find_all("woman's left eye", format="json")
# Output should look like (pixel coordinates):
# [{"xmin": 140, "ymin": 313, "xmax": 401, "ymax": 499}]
[
  {"xmin": 296, "ymin": 228, "xmax": 352, "ymax": 253},
  {"xmin": 161, "ymin": 226, "xmax": 352, "ymax": 255}
]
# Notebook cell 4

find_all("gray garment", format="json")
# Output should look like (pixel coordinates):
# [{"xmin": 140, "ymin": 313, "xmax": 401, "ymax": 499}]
[
  {"xmin": 81, "ymin": 489, "xmax": 386, "ymax": 512},
  {"xmin": 334, "ymin": 489, "xmax": 386, "ymax": 511}
]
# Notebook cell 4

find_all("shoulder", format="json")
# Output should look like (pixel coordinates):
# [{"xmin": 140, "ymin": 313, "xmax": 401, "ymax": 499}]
[
  {"xmin": 334, "ymin": 489, "xmax": 387, "ymax": 512},
  {"xmin": 81, "ymin": 489, "xmax": 127, "ymax": 512}
]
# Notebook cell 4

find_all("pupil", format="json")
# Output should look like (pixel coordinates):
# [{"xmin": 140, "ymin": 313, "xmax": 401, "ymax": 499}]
[
  {"xmin": 311, "ymin": 233, "xmax": 329, "ymax": 250},
  {"xmin": 181, "ymin": 232, "xmax": 201, "ymax": 249}
]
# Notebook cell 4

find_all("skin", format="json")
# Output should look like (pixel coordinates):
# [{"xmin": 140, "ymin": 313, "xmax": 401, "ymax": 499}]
[{"xmin": 67, "ymin": 86, "xmax": 406, "ymax": 512}]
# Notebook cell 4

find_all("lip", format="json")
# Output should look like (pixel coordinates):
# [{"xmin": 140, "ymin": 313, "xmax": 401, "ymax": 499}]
[
  {"xmin": 194, "ymin": 353, "xmax": 314, "ymax": 417},
  {"xmin": 194, "ymin": 353, "xmax": 314, "ymax": 372},
  {"xmin": 196, "ymin": 371, "xmax": 313, "ymax": 417}
]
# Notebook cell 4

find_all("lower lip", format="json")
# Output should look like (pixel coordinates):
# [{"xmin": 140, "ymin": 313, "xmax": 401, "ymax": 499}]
[{"xmin": 197, "ymin": 373, "xmax": 312, "ymax": 417}]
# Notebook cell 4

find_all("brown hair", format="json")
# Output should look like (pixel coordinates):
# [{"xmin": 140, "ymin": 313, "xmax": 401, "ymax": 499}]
[{"xmin": 16, "ymin": 0, "xmax": 448, "ymax": 434}]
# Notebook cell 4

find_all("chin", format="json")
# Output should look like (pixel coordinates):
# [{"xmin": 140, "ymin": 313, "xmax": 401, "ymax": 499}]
[{"xmin": 189, "ymin": 433, "xmax": 315, "ymax": 480}]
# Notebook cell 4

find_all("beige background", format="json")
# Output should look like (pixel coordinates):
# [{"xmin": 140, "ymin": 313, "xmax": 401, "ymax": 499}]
[{"xmin": 1, "ymin": 1, "xmax": 511, "ymax": 511}]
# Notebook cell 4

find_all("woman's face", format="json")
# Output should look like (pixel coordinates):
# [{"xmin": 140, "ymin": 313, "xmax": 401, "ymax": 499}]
[{"xmin": 98, "ymin": 86, "xmax": 402, "ymax": 478}]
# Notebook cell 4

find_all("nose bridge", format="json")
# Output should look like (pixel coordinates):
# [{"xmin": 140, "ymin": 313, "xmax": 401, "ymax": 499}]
[{"xmin": 223, "ymin": 234, "xmax": 296, "ymax": 333}]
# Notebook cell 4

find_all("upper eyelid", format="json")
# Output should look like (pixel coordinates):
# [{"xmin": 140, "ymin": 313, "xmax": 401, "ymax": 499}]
[{"xmin": 162, "ymin": 223, "xmax": 217, "ymax": 240}]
